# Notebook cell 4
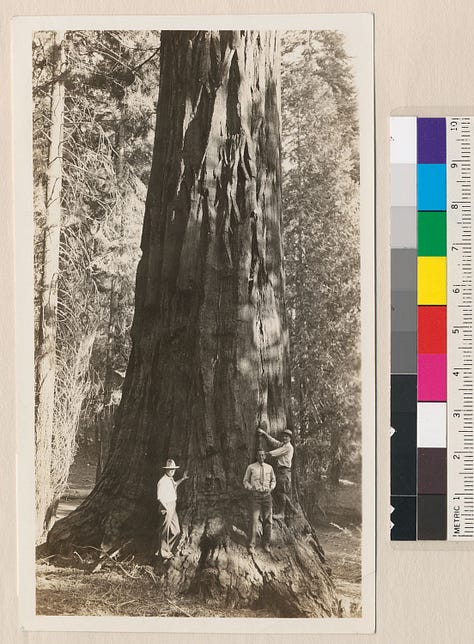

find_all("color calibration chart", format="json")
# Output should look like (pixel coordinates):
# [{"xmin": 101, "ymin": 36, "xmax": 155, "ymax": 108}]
[{"xmin": 391, "ymin": 117, "xmax": 474, "ymax": 541}]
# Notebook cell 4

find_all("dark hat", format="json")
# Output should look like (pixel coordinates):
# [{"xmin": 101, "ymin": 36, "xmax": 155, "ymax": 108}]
[{"xmin": 162, "ymin": 459, "xmax": 180, "ymax": 469}]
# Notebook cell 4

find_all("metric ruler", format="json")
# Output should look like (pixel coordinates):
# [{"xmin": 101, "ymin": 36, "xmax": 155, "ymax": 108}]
[
  {"xmin": 447, "ymin": 117, "xmax": 474, "ymax": 540},
  {"xmin": 391, "ymin": 116, "xmax": 474, "ymax": 541}
]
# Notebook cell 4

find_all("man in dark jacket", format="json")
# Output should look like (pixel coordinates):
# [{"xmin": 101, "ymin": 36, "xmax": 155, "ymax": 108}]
[{"xmin": 257, "ymin": 423, "xmax": 297, "ymax": 518}]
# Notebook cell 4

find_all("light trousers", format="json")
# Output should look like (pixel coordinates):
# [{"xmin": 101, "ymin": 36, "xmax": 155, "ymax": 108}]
[
  {"xmin": 160, "ymin": 501, "xmax": 180, "ymax": 558},
  {"xmin": 249, "ymin": 491, "xmax": 273, "ymax": 547}
]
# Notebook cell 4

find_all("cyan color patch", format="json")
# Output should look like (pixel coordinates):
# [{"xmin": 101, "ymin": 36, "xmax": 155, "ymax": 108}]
[{"xmin": 417, "ymin": 164, "xmax": 446, "ymax": 211}]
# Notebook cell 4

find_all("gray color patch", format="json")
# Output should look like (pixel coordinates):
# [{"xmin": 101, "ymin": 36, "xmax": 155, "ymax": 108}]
[
  {"xmin": 391, "ymin": 206, "xmax": 417, "ymax": 248},
  {"xmin": 391, "ymin": 331, "xmax": 417, "ymax": 374},
  {"xmin": 391, "ymin": 249, "xmax": 417, "ymax": 291},
  {"xmin": 392, "ymin": 290, "xmax": 417, "ymax": 332},
  {"xmin": 391, "ymin": 163, "xmax": 416, "ymax": 207}
]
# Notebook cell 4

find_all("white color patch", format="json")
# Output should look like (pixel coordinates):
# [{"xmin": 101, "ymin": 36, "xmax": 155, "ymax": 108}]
[
  {"xmin": 417, "ymin": 402, "xmax": 447, "ymax": 448},
  {"xmin": 390, "ymin": 116, "xmax": 417, "ymax": 164}
]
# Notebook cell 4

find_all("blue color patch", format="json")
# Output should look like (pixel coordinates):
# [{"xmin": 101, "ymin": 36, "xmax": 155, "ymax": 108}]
[{"xmin": 417, "ymin": 164, "xmax": 446, "ymax": 211}]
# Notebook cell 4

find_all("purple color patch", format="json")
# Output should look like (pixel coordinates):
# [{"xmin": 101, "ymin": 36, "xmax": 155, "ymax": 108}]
[
  {"xmin": 417, "ymin": 118, "xmax": 446, "ymax": 164},
  {"xmin": 418, "ymin": 353, "xmax": 446, "ymax": 401}
]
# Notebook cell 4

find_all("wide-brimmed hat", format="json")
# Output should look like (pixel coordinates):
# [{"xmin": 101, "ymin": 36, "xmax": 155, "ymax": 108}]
[
  {"xmin": 162, "ymin": 459, "xmax": 180, "ymax": 469},
  {"xmin": 282, "ymin": 429, "xmax": 293, "ymax": 437}
]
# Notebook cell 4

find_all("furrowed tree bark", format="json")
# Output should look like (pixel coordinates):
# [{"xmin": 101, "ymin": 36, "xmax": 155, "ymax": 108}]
[
  {"xmin": 48, "ymin": 30, "xmax": 338, "ymax": 617},
  {"xmin": 35, "ymin": 30, "xmax": 66, "ymax": 541}
]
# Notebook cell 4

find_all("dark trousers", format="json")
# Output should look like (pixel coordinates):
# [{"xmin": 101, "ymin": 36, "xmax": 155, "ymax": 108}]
[
  {"xmin": 249, "ymin": 491, "xmax": 273, "ymax": 546},
  {"xmin": 275, "ymin": 467, "xmax": 297, "ymax": 515}
]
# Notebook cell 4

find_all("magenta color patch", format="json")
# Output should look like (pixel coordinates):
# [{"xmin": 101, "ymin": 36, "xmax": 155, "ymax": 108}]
[{"xmin": 418, "ymin": 354, "xmax": 446, "ymax": 401}]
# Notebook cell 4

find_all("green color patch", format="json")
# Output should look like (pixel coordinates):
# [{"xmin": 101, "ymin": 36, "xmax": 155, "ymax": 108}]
[{"xmin": 417, "ymin": 211, "xmax": 446, "ymax": 256}]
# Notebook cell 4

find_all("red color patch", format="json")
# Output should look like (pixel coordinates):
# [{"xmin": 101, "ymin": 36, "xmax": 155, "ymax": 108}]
[{"xmin": 418, "ymin": 306, "xmax": 446, "ymax": 354}]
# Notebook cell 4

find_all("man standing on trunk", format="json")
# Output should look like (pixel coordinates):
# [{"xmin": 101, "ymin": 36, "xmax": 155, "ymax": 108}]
[
  {"xmin": 243, "ymin": 448, "xmax": 276, "ymax": 554},
  {"xmin": 156, "ymin": 459, "xmax": 189, "ymax": 560},
  {"xmin": 257, "ymin": 423, "xmax": 297, "ymax": 518}
]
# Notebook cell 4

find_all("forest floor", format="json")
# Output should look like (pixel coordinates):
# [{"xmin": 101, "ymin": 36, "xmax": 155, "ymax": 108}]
[{"xmin": 36, "ymin": 458, "xmax": 362, "ymax": 618}]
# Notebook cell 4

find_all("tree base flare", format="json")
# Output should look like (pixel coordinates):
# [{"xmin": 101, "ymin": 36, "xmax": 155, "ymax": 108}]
[
  {"xmin": 47, "ymin": 504, "xmax": 339, "ymax": 617},
  {"xmin": 158, "ymin": 516, "xmax": 339, "ymax": 618}
]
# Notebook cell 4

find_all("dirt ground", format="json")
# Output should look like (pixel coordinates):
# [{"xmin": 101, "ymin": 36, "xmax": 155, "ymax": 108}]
[{"xmin": 36, "ymin": 458, "xmax": 361, "ymax": 618}]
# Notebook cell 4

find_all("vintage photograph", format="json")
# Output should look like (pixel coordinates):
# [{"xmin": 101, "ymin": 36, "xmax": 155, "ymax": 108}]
[{"xmin": 16, "ymin": 14, "xmax": 374, "ymax": 632}]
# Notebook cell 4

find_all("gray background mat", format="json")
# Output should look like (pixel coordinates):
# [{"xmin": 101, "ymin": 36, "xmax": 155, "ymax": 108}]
[{"xmin": 2, "ymin": 1, "xmax": 474, "ymax": 643}]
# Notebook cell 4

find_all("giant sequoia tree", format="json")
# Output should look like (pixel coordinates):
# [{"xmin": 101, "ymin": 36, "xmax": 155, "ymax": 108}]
[{"xmin": 48, "ymin": 30, "xmax": 338, "ymax": 617}]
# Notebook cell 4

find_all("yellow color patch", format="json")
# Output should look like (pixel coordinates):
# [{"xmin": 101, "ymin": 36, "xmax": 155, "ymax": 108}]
[{"xmin": 418, "ymin": 256, "xmax": 446, "ymax": 305}]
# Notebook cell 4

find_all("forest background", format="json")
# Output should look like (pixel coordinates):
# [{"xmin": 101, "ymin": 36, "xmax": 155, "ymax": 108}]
[{"xmin": 33, "ymin": 29, "xmax": 361, "ymax": 615}]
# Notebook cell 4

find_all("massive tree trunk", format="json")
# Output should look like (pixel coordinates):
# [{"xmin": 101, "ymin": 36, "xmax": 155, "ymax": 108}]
[
  {"xmin": 35, "ymin": 30, "xmax": 66, "ymax": 540},
  {"xmin": 48, "ymin": 30, "xmax": 338, "ymax": 617}
]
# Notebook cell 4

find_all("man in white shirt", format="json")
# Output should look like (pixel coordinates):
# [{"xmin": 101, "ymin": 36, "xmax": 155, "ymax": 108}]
[
  {"xmin": 156, "ymin": 459, "xmax": 189, "ymax": 560},
  {"xmin": 243, "ymin": 449, "xmax": 276, "ymax": 553},
  {"xmin": 257, "ymin": 423, "xmax": 297, "ymax": 518}
]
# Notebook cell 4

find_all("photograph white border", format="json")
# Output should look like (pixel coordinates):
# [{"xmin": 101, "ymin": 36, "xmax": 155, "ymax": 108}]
[{"xmin": 13, "ymin": 12, "xmax": 375, "ymax": 634}]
